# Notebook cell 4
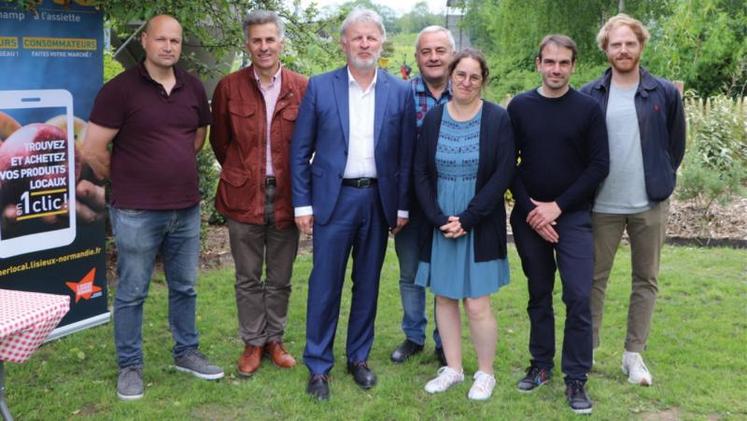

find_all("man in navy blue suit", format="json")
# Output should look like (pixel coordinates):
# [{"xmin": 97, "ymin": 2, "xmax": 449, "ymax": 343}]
[{"xmin": 291, "ymin": 8, "xmax": 416, "ymax": 401}]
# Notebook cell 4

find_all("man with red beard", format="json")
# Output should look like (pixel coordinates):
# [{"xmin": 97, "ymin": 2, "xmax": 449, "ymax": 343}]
[{"xmin": 581, "ymin": 14, "xmax": 685, "ymax": 387}]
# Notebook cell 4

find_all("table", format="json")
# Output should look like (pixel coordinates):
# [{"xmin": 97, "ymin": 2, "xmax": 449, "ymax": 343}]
[{"xmin": 0, "ymin": 289, "xmax": 70, "ymax": 421}]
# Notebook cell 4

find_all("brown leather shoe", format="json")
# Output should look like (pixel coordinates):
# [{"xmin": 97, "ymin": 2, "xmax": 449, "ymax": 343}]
[
  {"xmin": 237, "ymin": 344, "xmax": 262, "ymax": 377},
  {"xmin": 264, "ymin": 341, "xmax": 296, "ymax": 368}
]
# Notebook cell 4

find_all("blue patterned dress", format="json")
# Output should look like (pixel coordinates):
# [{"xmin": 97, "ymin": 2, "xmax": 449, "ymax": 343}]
[{"xmin": 414, "ymin": 106, "xmax": 510, "ymax": 299}]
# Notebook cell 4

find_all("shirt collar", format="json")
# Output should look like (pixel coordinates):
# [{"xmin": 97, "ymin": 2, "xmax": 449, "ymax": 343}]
[
  {"xmin": 253, "ymin": 64, "xmax": 282, "ymax": 85},
  {"xmin": 347, "ymin": 66, "xmax": 378, "ymax": 93},
  {"xmin": 414, "ymin": 75, "xmax": 451, "ymax": 98},
  {"xmin": 137, "ymin": 60, "xmax": 184, "ymax": 89}
]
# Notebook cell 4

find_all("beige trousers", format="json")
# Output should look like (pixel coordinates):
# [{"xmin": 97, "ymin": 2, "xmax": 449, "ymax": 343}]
[{"xmin": 591, "ymin": 199, "xmax": 669, "ymax": 352}]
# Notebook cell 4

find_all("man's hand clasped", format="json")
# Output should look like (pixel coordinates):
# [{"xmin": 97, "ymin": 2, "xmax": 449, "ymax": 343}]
[
  {"xmin": 391, "ymin": 217, "xmax": 409, "ymax": 235},
  {"xmin": 527, "ymin": 198, "xmax": 561, "ymax": 243}
]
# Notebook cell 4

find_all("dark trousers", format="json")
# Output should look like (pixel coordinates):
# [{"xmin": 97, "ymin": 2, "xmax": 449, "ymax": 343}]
[
  {"xmin": 227, "ymin": 218, "xmax": 298, "ymax": 347},
  {"xmin": 511, "ymin": 209, "xmax": 593, "ymax": 383},
  {"xmin": 303, "ymin": 186, "xmax": 389, "ymax": 375}
]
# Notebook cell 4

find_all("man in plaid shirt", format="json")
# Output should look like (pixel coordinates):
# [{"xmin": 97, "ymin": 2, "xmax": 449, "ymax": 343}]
[{"xmin": 390, "ymin": 25, "xmax": 455, "ymax": 366}]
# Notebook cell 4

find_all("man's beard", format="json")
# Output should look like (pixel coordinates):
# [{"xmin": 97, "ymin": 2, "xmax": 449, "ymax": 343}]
[
  {"xmin": 349, "ymin": 52, "xmax": 380, "ymax": 71},
  {"xmin": 610, "ymin": 53, "xmax": 640, "ymax": 73}
]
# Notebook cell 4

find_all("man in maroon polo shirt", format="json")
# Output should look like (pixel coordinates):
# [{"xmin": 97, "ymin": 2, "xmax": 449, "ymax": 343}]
[
  {"xmin": 210, "ymin": 10, "xmax": 307, "ymax": 377},
  {"xmin": 82, "ymin": 14, "xmax": 224, "ymax": 401}
]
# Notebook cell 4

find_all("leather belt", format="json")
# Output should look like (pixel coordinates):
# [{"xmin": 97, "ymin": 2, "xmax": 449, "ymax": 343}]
[
  {"xmin": 265, "ymin": 176, "xmax": 276, "ymax": 186},
  {"xmin": 342, "ymin": 177, "xmax": 377, "ymax": 188}
]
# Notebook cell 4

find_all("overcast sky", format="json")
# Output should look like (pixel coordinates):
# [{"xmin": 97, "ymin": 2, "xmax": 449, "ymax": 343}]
[{"xmin": 298, "ymin": 0, "xmax": 447, "ymax": 16}]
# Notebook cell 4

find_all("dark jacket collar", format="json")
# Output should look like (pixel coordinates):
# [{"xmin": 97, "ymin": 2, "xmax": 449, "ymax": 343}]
[{"xmin": 592, "ymin": 66, "xmax": 658, "ymax": 98}]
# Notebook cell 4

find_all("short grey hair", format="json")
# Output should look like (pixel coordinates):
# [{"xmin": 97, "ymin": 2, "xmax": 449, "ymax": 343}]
[
  {"xmin": 243, "ymin": 10, "xmax": 285, "ymax": 40},
  {"xmin": 415, "ymin": 26, "xmax": 455, "ymax": 51},
  {"xmin": 340, "ymin": 8, "xmax": 386, "ymax": 42}
]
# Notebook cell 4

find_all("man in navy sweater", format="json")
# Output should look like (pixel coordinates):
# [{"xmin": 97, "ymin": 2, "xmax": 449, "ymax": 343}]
[{"xmin": 507, "ymin": 34, "xmax": 609, "ymax": 415}]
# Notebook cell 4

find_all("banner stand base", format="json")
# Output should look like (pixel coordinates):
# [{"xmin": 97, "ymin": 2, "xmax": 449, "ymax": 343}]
[{"xmin": 46, "ymin": 313, "xmax": 110, "ymax": 342}]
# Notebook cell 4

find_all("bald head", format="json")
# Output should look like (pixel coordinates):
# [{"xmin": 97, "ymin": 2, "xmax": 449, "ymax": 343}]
[
  {"xmin": 141, "ymin": 14, "xmax": 183, "ymax": 70},
  {"xmin": 144, "ymin": 14, "xmax": 182, "ymax": 35}
]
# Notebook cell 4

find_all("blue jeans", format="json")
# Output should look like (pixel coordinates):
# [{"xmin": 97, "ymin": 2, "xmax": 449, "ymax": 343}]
[
  {"xmin": 110, "ymin": 205, "xmax": 201, "ymax": 369},
  {"xmin": 394, "ymin": 217, "xmax": 441, "ymax": 348}
]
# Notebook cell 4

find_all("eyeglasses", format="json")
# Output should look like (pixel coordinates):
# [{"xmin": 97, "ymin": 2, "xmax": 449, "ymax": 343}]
[{"xmin": 453, "ymin": 71, "xmax": 483, "ymax": 85}]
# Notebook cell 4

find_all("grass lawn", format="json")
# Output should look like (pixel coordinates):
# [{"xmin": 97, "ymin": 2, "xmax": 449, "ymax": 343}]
[{"xmin": 4, "ymin": 242, "xmax": 746, "ymax": 420}]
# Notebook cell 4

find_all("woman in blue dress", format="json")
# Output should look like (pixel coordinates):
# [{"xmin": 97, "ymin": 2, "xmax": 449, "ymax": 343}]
[{"xmin": 413, "ymin": 48, "xmax": 515, "ymax": 400}]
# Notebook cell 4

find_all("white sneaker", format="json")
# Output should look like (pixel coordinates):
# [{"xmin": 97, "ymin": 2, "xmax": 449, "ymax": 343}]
[
  {"xmin": 468, "ymin": 371, "xmax": 496, "ymax": 400},
  {"xmin": 621, "ymin": 351, "xmax": 653, "ymax": 386},
  {"xmin": 424, "ymin": 366, "xmax": 464, "ymax": 393}
]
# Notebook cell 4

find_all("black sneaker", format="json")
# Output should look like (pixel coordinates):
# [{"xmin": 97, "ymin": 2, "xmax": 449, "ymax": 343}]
[
  {"xmin": 390, "ymin": 339, "xmax": 424, "ymax": 363},
  {"xmin": 516, "ymin": 366, "xmax": 551, "ymax": 392},
  {"xmin": 565, "ymin": 380, "xmax": 593, "ymax": 415}
]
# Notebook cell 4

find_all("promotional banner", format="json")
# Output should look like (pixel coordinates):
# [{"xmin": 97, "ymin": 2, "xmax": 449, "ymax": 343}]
[{"xmin": 0, "ymin": 0, "xmax": 108, "ymax": 339}]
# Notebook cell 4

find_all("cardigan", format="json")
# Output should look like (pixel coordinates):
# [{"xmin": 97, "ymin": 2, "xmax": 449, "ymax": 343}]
[{"xmin": 413, "ymin": 101, "xmax": 515, "ymax": 263}]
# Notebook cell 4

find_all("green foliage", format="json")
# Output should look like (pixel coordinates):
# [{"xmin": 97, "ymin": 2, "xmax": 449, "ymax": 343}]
[
  {"xmin": 99, "ymin": 0, "xmax": 339, "ymax": 79},
  {"xmin": 330, "ymin": 0, "xmax": 398, "ymax": 34},
  {"xmin": 462, "ymin": 0, "xmax": 746, "ymax": 98},
  {"xmin": 396, "ymin": 1, "xmax": 443, "ymax": 34},
  {"xmin": 647, "ymin": 0, "xmax": 747, "ymax": 97},
  {"xmin": 102, "ymin": 50, "xmax": 125, "ymax": 82},
  {"xmin": 196, "ymin": 139, "xmax": 224, "ymax": 229},
  {"xmin": 462, "ymin": 0, "xmax": 621, "ymax": 98},
  {"xmin": 678, "ymin": 95, "xmax": 746, "ymax": 233}
]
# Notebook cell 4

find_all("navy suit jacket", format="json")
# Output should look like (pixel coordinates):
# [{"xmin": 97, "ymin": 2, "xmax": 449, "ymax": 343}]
[{"xmin": 290, "ymin": 66, "xmax": 416, "ymax": 227}]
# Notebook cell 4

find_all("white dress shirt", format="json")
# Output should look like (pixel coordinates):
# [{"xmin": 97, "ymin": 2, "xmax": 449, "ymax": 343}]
[
  {"xmin": 344, "ymin": 67, "xmax": 377, "ymax": 178},
  {"xmin": 294, "ymin": 67, "xmax": 407, "ymax": 219}
]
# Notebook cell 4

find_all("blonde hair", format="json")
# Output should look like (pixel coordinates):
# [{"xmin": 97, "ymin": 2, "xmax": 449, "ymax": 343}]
[{"xmin": 596, "ymin": 13, "xmax": 650, "ymax": 51}]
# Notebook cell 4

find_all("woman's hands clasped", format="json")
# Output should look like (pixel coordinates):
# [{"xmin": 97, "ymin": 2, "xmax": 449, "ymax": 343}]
[{"xmin": 439, "ymin": 215, "xmax": 466, "ymax": 239}]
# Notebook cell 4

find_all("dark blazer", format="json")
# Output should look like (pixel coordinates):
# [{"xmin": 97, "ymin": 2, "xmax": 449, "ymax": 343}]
[
  {"xmin": 290, "ymin": 66, "xmax": 416, "ymax": 227},
  {"xmin": 414, "ymin": 101, "xmax": 515, "ymax": 262},
  {"xmin": 581, "ymin": 67, "xmax": 686, "ymax": 202}
]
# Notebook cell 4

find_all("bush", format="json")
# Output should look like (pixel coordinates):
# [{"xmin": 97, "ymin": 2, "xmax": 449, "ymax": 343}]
[
  {"xmin": 197, "ymin": 137, "xmax": 224, "ymax": 228},
  {"xmin": 103, "ymin": 50, "xmax": 125, "ymax": 82},
  {"xmin": 678, "ymin": 95, "xmax": 747, "ymax": 233}
]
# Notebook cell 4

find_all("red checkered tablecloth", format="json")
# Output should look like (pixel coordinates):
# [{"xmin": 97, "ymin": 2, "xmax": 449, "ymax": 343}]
[{"xmin": 0, "ymin": 289, "xmax": 69, "ymax": 363}]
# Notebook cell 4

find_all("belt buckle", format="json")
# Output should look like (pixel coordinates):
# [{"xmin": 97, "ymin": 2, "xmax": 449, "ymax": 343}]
[
  {"xmin": 265, "ymin": 176, "xmax": 276, "ymax": 186},
  {"xmin": 357, "ymin": 178, "xmax": 371, "ymax": 188}
]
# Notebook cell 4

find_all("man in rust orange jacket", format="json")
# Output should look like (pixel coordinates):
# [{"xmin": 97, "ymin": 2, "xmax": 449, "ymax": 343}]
[{"xmin": 210, "ymin": 10, "xmax": 307, "ymax": 377}]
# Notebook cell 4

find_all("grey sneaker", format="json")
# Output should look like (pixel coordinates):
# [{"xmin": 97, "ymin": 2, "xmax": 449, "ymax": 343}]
[
  {"xmin": 174, "ymin": 349, "xmax": 224, "ymax": 380},
  {"xmin": 117, "ymin": 366, "xmax": 144, "ymax": 400},
  {"xmin": 565, "ymin": 380, "xmax": 593, "ymax": 415},
  {"xmin": 516, "ymin": 366, "xmax": 551, "ymax": 392}
]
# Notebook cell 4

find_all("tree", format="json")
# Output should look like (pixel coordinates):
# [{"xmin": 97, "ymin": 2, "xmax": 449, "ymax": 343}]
[
  {"xmin": 12, "ymin": 0, "xmax": 341, "ymax": 77},
  {"xmin": 461, "ymin": 0, "xmax": 745, "ymax": 98},
  {"xmin": 397, "ymin": 1, "xmax": 442, "ymax": 33},
  {"xmin": 646, "ymin": 0, "xmax": 747, "ymax": 97}
]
